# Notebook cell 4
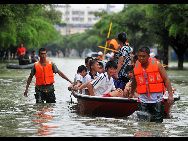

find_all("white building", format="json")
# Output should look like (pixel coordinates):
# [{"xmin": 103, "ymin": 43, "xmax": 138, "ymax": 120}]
[{"xmin": 54, "ymin": 4, "xmax": 124, "ymax": 35}]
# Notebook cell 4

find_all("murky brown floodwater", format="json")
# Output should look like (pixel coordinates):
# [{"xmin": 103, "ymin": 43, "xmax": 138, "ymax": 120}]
[{"xmin": 0, "ymin": 57, "xmax": 187, "ymax": 137}]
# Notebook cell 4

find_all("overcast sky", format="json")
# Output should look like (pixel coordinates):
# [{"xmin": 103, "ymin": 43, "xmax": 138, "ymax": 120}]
[{"xmin": 59, "ymin": 4, "xmax": 124, "ymax": 10}]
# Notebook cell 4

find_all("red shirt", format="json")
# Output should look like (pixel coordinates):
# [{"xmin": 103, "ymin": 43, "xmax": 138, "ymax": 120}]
[{"xmin": 16, "ymin": 47, "xmax": 26, "ymax": 56}]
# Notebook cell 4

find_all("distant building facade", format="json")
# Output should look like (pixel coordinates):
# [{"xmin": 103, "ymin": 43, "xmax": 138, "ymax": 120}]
[{"xmin": 54, "ymin": 4, "xmax": 123, "ymax": 35}]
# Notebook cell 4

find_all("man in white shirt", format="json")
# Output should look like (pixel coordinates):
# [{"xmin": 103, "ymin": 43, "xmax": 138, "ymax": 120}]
[{"xmin": 87, "ymin": 60, "xmax": 123, "ymax": 97}]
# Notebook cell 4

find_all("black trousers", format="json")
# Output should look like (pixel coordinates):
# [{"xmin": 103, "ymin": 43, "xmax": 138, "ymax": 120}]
[
  {"xmin": 34, "ymin": 90, "xmax": 56, "ymax": 103},
  {"xmin": 137, "ymin": 101, "xmax": 164, "ymax": 123}
]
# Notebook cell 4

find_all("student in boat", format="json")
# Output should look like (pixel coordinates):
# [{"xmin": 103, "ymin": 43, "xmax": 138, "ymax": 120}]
[
  {"xmin": 15, "ymin": 44, "xmax": 26, "ymax": 65},
  {"xmin": 24, "ymin": 48, "xmax": 73, "ymax": 103},
  {"xmin": 77, "ymin": 59, "xmax": 100, "ymax": 95},
  {"xmin": 129, "ymin": 46, "xmax": 174, "ymax": 123},
  {"xmin": 123, "ymin": 65, "xmax": 139, "ymax": 98},
  {"xmin": 114, "ymin": 32, "xmax": 133, "ymax": 91},
  {"xmin": 22, "ymin": 51, "xmax": 31, "ymax": 65},
  {"xmin": 85, "ymin": 57, "xmax": 93, "ymax": 74},
  {"xmin": 68, "ymin": 65, "xmax": 87, "ymax": 91},
  {"xmin": 87, "ymin": 60, "xmax": 124, "ymax": 97},
  {"xmin": 31, "ymin": 51, "xmax": 38, "ymax": 63},
  {"xmin": 98, "ymin": 61, "xmax": 104, "ymax": 74}
]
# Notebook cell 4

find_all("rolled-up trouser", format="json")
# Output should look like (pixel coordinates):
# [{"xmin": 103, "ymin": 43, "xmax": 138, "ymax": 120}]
[
  {"xmin": 137, "ymin": 101, "xmax": 164, "ymax": 123},
  {"xmin": 34, "ymin": 89, "xmax": 56, "ymax": 103}
]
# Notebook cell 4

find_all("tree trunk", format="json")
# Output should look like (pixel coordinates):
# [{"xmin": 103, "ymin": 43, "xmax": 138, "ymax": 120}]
[
  {"xmin": 163, "ymin": 43, "xmax": 169, "ymax": 68},
  {"xmin": 177, "ymin": 53, "xmax": 184, "ymax": 70}
]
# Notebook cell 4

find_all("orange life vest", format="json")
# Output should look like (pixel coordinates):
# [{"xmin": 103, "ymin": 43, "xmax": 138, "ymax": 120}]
[
  {"xmin": 109, "ymin": 39, "xmax": 119, "ymax": 50},
  {"xmin": 125, "ymin": 42, "xmax": 129, "ymax": 46},
  {"xmin": 35, "ymin": 60, "xmax": 55, "ymax": 85},
  {"xmin": 97, "ymin": 56, "xmax": 103, "ymax": 61},
  {"xmin": 134, "ymin": 58, "xmax": 165, "ymax": 99}
]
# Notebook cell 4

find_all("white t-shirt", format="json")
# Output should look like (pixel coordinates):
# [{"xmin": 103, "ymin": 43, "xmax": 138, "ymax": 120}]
[
  {"xmin": 90, "ymin": 72, "xmax": 116, "ymax": 96},
  {"xmin": 82, "ymin": 71, "xmax": 99, "ymax": 94},
  {"xmin": 74, "ymin": 74, "xmax": 83, "ymax": 85}
]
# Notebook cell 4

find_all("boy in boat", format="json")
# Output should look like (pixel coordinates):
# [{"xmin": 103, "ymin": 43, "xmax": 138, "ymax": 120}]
[
  {"xmin": 129, "ymin": 46, "xmax": 174, "ymax": 123},
  {"xmin": 123, "ymin": 65, "xmax": 139, "ymax": 98},
  {"xmin": 77, "ymin": 59, "xmax": 100, "ymax": 95},
  {"xmin": 31, "ymin": 51, "xmax": 38, "ymax": 63},
  {"xmin": 85, "ymin": 57, "xmax": 93, "ymax": 74},
  {"xmin": 24, "ymin": 48, "xmax": 73, "ymax": 103},
  {"xmin": 22, "ymin": 51, "xmax": 31, "ymax": 65},
  {"xmin": 87, "ymin": 60, "xmax": 124, "ymax": 97},
  {"xmin": 98, "ymin": 61, "xmax": 104, "ymax": 74},
  {"xmin": 68, "ymin": 65, "xmax": 87, "ymax": 91}
]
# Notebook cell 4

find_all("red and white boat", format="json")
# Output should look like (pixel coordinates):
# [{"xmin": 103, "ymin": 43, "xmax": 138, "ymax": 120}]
[{"xmin": 71, "ymin": 90, "xmax": 180, "ymax": 117}]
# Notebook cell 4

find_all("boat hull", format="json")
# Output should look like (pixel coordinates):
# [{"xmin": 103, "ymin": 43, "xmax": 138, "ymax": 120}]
[
  {"xmin": 6, "ymin": 63, "xmax": 34, "ymax": 69},
  {"xmin": 72, "ymin": 91, "xmax": 180, "ymax": 117}
]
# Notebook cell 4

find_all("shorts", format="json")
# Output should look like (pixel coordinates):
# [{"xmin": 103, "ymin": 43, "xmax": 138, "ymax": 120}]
[
  {"xmin": 34, "ymin": 89, "xmax": 56, "ymax": 103},
  {"xmin": 103, "ymin": 93, "xmax": 113, "ymax": 97},
  {"xmin": 137, "ymin": 101, "xmax": 164, "ymax": 123}
]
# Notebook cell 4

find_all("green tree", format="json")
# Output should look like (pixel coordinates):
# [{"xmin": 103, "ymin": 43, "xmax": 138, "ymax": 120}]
[
  {"xmin": 144, "ymin": 4, "xmax": 188, "ymax": 69},
  {"xmin": 0, "ymin": 4, "xmax": 62, "ymax": 52}
]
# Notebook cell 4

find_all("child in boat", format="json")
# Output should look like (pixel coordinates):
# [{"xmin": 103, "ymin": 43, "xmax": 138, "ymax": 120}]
[
  {"xmin": 123, "ymin": 65, "xmax": 139, "ymax": 98},
  {"xmin": 77, "ymin": 59, "xmax": 100, "ymax": 95},
  {"xmin": 68, "ymin": 65, "xmax": 87, "ymax": 91},
  {"xmin": 98, "ymin": 61, "xmax": 104, "ymax": 74},
  {"xmin": 87, "ymin": 60, "xmax": 124, "ymax": 97},
  {"xmin": 85, "ymin": 57, "xmax": 93, "ymax": 74}
]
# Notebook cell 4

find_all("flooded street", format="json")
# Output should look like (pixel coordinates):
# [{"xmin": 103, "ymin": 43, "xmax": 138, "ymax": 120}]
[{"xmin": 0, "ymin": 57, "xmax": 187, "ymax": 137}]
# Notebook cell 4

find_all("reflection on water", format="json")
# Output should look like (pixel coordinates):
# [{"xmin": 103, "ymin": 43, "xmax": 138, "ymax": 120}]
[{"xmin": 0, "ymin": 58, "xmax": 187, "ymax": 137}]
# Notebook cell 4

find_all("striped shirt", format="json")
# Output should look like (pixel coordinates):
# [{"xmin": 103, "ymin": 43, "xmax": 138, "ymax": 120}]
[{"xmin": 90, "ymin": 72, "xmax": 116, "ymax": 96}]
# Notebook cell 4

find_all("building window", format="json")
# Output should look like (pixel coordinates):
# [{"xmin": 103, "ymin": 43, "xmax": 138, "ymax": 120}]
[
  {"xmin": 88, "ymin": 18, "xmax": 92, "ymax": 21},
  {"xmin": 88, "ymin": 11, "xmax": 93, "ymax": 15},
  {"xmin": 65, "ymin": 11, "xmax": 69, "ymax": 15},
  {"xmin": 80, "ymin": 18, "xmax": 84, "ymax": 21},
  {"xmin": 72, "ymin": 17, "xmax": 79, "ymax": 21},
  {"xmin": 72, "ymin": 11, "xmax": 84, "ymax": 15},
  {"xmin": 93, "ymin": 17, "xmax": 98, "ymax": 21}
]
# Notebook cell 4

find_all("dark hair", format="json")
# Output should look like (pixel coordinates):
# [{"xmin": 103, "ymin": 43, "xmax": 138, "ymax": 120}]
[
  {"xmin": 125, "ymin": 65, "xmax": 134, "ymax": 73},
  {"xmin": 77, "ymin": 65, "xmax": 87, "ymax": 73},
  {"xmin": 106, "ymin": 37, "xmax": 111, "ymax": 41},
  {"xmin": 98, "ymin": 61, "xmax": 103, "ymax": 68},
  {"xmin": 89, "ymin": 59, "xmax": 98, "ymax": 70},
  {"xmin": 39, "ymin": 48, "xmax": 47, "ymax": 54},
  {"xmin": 117, "ymin": 32, "xmax": 127, "ymax": 43},
  {"xmin": 85, "ymin": 57, "xmax": 93, "ymax": 64},
  {"xmin": 138, "ymin": 46, "xmax": 150, "ymax": 55},
  {"xmin": 105, "ymin": 60, "xmax": 117, "ymax": 70},
  {"xmin": 133, "ymin": 55, "xmax": 138, "ymax": 63}
]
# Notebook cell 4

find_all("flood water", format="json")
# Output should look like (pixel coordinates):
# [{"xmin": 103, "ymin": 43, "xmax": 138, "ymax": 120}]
[{"xmin": 0, "ymin": 57, "xmax": 187, "ymax": 137}]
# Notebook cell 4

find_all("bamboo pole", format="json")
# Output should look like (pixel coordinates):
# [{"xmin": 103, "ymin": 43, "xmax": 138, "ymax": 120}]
[
  {"xmin": 103, "ymin": 22, "xmax": 112, "ymax": 60},
  {"xmin": 98, "ymin": 46, "xmax": 118, "ymax": 52}
]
